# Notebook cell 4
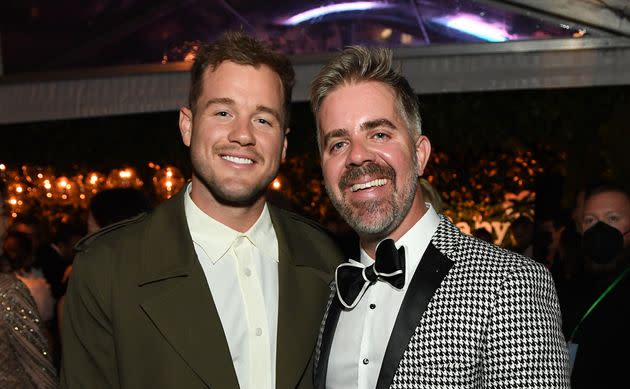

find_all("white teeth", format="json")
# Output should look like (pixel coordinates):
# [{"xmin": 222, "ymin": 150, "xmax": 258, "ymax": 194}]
[
  {"xmin": 351, "ymin": 179, "xmax": 387, "ymax": 192},
  {"xmin": 222, "ymin": 155, "xmax": 253, "ymax": 165}
]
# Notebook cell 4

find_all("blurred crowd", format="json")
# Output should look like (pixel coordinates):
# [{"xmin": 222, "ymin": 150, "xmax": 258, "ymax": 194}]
[{"xmin": 0, "ymin": 184, "xmax": 151, "ymax": 388}]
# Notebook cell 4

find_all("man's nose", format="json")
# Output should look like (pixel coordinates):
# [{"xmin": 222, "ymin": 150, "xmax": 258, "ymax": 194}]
[
  {"xmin": 346, "ymin": 140, "xmax": 375, "ymax": 166},
  {"xmin": 228, "ymin": 118, "xmax": 255, "ymax": 146}
]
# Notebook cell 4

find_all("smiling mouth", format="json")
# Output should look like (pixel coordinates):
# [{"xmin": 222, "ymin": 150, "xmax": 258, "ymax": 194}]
[
  {"xmin": 350, "ymin": 179, "xmax": 388, "ymax": 192},
  {"xmin": 221, "ymin": 155, "xmax": 254, "ymax": 165}
]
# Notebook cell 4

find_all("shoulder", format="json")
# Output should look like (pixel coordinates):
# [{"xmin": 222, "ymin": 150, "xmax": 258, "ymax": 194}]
[
  {"xmin": 0, "ymin": 272, "xmax": 16, "ymax": 289},
  {"xmin": 0, "ymin": 273, "xmax": 27, "ymax": 298},
  {"xmin": 270, "ymin": 205, "xmax": 336, "ymax": 242},
  {"xmin": 70, "ymin": 212, "xmax": 152, "ymax": 286},
  {"xmin": 460, "ymin": 231, "xmax": 549, "ymax": 273},
  {"xmin": 269, "ymin": 205, "xmax": 344, "ymax": 272},
  {"xmin": 0, "ymin": 273, "xmax": 42, "ymax": 324},
  {"xmin": 434, "ymin": 216, "xmax": 541, "ymax": 268},
  {"xmin": 433, "ymin": 217, "xmax": 553, "ymax": 289},
  {"xmin": 75, "ymin": 212, "xmax": 149, "ymax": 252},
  {"xmin": 456, "ymin": 234, "xmax": 557, "ymax": 304}
]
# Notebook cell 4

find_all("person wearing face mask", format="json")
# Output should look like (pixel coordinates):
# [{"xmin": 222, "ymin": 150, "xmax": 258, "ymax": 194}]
[{"xmin": 569, "ymin": 183, "xmax": 630, "ymax": 388}]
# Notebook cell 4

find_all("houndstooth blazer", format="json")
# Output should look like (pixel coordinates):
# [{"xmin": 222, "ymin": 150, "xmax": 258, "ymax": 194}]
[{"xmin": 314, "ymin": 215, "xmax": 570, "ymax": 389}]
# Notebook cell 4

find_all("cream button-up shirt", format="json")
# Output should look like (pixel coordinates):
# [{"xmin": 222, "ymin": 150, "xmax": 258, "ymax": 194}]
[
  {"xmin": 184, "ymin": 186, "xmax": 278, "ymax": 389},
  {"xmin": 327, "ymin": 204, "xmax": 440, "ymax": 389}
]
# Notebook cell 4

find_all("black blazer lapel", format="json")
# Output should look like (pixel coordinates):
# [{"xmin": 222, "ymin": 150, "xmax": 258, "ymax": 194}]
[
  {"xmin": 376, "ymin": 242, "xmax": 454, "ymax": 389},
  {"xmin": 314, "ymin": 296, "xmax": 342, "ymax": 389}
]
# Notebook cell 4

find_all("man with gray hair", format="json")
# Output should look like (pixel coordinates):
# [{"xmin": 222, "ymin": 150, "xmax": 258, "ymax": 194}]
[{"xmin": 311, "ymin": 46, "xmax": 569, "ymax": 388}]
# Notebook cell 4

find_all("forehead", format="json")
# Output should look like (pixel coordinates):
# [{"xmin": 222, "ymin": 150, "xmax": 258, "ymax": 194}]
[
  {"xmin": 584, "ymin": 191, "xmax": 630, "ymax": 214},
  {"xmin": 201, "ymin": 61, "xmax": 283, "ymax": 98},
  {"xmin": 318, "ymin": 81, "xmax": 400, "ymax": 128}
]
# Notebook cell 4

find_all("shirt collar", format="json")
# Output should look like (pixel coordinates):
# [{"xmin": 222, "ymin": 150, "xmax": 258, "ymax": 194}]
[
  {"xmin": 184, "ymin": 183, "xmax": 278, "ymax": 264},
  {"xmin": 359, "ymin": 203, "xmax": 440, "ymax": 282}
]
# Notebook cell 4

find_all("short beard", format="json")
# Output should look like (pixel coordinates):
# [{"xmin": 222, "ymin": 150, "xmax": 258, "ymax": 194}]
[
  {"xmin": 326, "ymin": 159, "xmax": 418, "ymax": 239},
  {"xmin": 190, "ymin": 149, "xmax": 272, "ymax": 207}
]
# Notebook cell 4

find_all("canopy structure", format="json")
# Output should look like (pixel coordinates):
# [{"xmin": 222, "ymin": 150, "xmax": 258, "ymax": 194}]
[{"xmin": 1, "ymin": 0, "xmax": 630, "ymax": 124}]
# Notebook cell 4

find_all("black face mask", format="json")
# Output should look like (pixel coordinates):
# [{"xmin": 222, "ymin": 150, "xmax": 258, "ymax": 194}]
[{"xmin": 582, "ymin": 221, "xmax": 625, "ymax": 265}]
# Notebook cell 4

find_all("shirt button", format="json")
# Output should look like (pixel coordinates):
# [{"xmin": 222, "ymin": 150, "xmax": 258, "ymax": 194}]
[
  {"xmin": 255, "ymin": 328, "xmax": 262, "ymax": 336},
  {"xmin": 369, "ymin": 304, "xmax": 376, "ymax": 309},
  {"xmin": 362, "ymin": 358, "xmax": 369, "ymax": 365},
  {"xmin": 244, "ymin": 268, "xmax": 252, "ymax": 277}
]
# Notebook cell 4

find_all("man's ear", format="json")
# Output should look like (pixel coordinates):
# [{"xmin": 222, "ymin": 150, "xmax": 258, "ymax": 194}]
[
  {"xmin": 415, "ymin": 135, "xmax": 432, "ymax": 176},
  {"xmin": 179, "ymin": 107, "xmax": 193, "ymax": 147},
  {"xmin": 281, "ymin": 127, "xmax": 290, "ymax": 161}
]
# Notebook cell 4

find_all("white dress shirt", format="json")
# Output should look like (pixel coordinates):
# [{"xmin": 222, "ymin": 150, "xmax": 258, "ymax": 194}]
[
  {"xmin": 184, "ymin": 186, "xmax": 278, "ymax": 389},
  {"xmin": 327, "ymin": 204, "xmax": 440, "ymax": 389}
]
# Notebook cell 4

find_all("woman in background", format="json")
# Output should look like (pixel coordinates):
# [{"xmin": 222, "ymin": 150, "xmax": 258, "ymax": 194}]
[{"xmin": 1, "ymin": 183, "xmax": 57, "ymax": 388}]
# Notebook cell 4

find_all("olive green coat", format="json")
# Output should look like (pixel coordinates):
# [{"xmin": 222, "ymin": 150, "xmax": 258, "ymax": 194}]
[{"xmin": 60, "ymin": 189, "xmax": 342, "ymax": 389}]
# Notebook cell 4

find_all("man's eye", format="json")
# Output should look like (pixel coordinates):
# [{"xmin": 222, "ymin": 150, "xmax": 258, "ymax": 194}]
[
  {"xmin": 256, "ymin": 118, "xmax": 271, "ymax": 126},
  {"xmin": 331, "ymin": 142, "xmax": 345, "ymax": 151},
  {"xmin": 216, "ymin": 111, "xmax": 229, "ymax": 117},
  {"xmin": 608, "ymin": 215, "xmax": 620, "ymax": 223},
  {"xmin": 374, "ymin": 132, "xmax": 389, "ymax": 140}
]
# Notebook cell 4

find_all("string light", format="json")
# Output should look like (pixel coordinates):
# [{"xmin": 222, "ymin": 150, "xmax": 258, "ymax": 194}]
[
  {"xmin": 0, "ymin": 163, "xmax": 187, "ymax": 219},
  {"xmin": 0, "ymin": 148, "xmax": 546, "ymax": 232},
  {"xmin": 152, "ymin": 165, "xmax": 185, "ymax": 200}
]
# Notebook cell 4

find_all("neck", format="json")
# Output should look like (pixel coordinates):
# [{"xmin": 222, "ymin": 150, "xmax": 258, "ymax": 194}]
[{"xmin": 189, "ymin": 180, "xmax": 266, "ymax": 233}]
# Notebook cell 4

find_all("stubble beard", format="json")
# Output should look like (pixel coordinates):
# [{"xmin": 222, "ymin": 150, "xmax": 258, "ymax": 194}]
[
  {"xmin": 190, "ymin": 145, "xmax": 276, "ymax": 207},
  {"xmin": 326, "ymin": 160, "xmax": 419, "ymax": 238}
]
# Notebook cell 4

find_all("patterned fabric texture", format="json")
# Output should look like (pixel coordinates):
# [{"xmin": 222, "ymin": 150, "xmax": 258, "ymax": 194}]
[
  {"xmin": 314, "ymin": 281, "xmax": 336, "ymax": 373},
  {"xmin": 0, "ymin": 272, "xmax": 57, "ymax": 389},
  {"xmin": 316, "ymin": 215, "xmax": 570, "ymax": 388}
]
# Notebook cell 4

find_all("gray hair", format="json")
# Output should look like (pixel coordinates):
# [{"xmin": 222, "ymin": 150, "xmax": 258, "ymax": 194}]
[{"xmin": 310, "ymin": 46, "xmax": 422, "ymax": 147}]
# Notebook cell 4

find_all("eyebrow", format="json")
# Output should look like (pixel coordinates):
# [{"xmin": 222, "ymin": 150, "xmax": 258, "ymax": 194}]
[
  {"xmin": 360, "ymin": 118, "xmax": 397, "ymax": 131},
  {"xmin": 322, "ymin": 118, "xmax": 398, "ymax": 147},
  {"xmin": 202, "ymin": 97, "xmax": 234, "ymax": 110},
  {"xmin": 322, "ymin": 128, "xmax": 349, "ymax": 148},
  {"xmin": 256, "ymin": 105, "xmax": 282, "ymax": 124},
  {"xmin": 202, "ymin": 99, "xmax": 282, "ymax": 124}
]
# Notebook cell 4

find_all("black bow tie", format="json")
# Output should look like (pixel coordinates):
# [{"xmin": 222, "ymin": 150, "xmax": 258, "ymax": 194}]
[{"xmin": 335, "ymin": 239, "xmax": 406, "ymax": 309}]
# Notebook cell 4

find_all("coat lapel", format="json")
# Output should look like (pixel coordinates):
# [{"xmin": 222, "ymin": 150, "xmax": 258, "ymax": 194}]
[
  {"xmin": 376, "ymin": 242, "xmax": 454, "ymax": 389},
  {"xmin": 140, "ymin": 277, "xmax": 239, "ymax": 387},
  {"xmin": 270, "ymin": 207, "xmax": 336, "ymax": 389},
  {"xmin": 137, "ymin": 189, "xmax": 239, "ymax": 388}
]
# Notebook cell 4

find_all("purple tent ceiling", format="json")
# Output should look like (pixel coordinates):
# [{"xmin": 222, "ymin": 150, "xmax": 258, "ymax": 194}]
[{"xmin": 1, "ymin": 0, "xmax": 612, "ymax": 75}]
